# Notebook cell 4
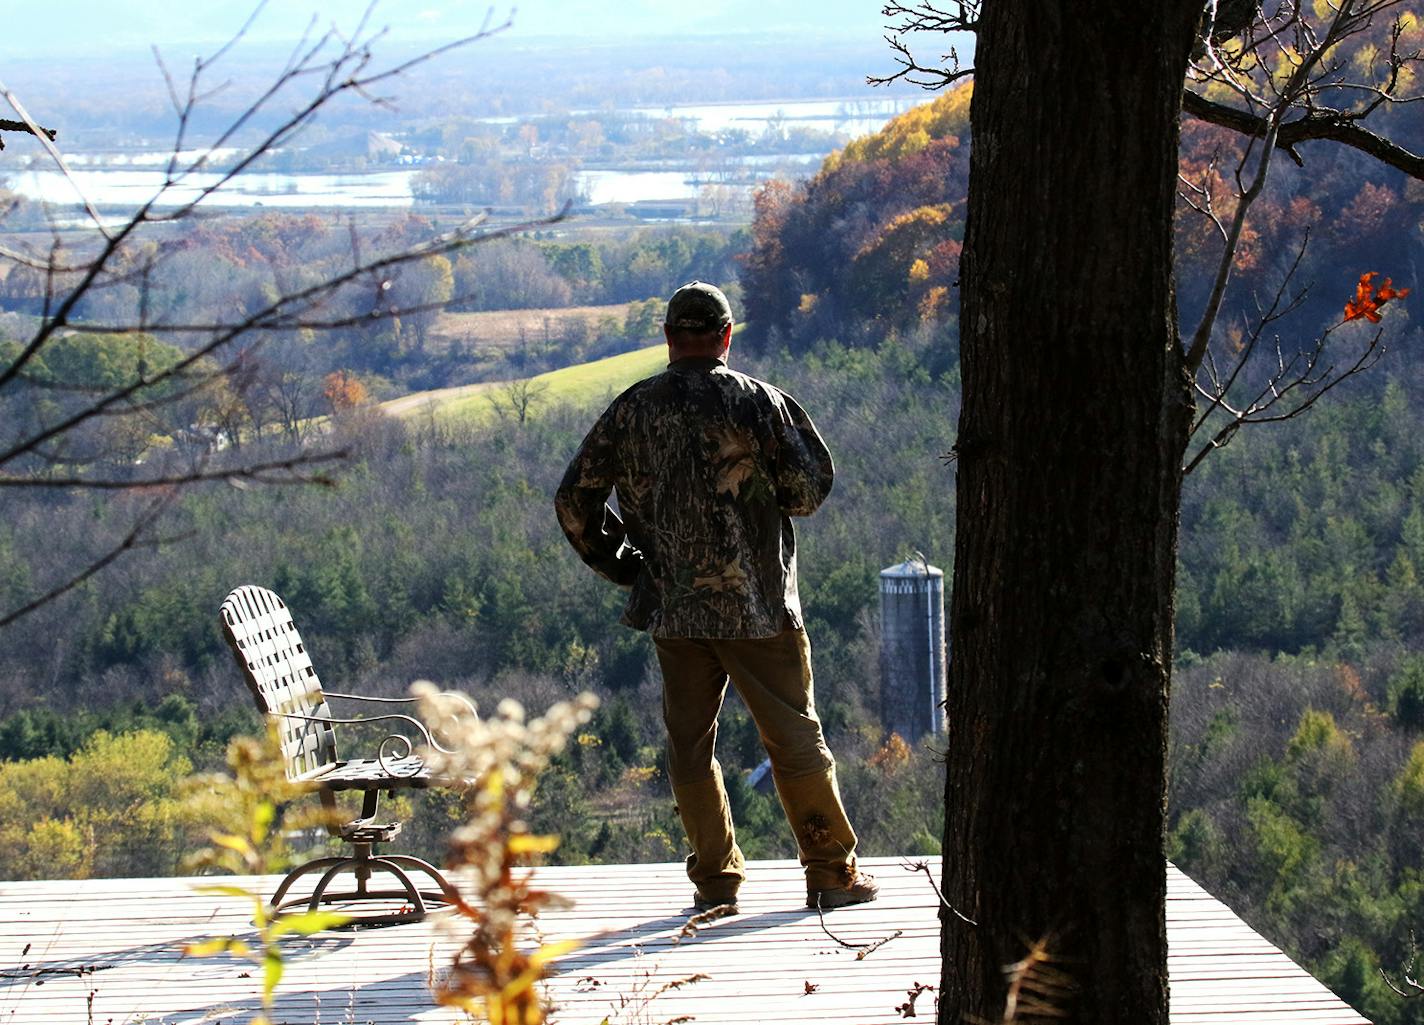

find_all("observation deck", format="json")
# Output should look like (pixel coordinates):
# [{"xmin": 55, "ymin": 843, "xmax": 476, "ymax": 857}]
[{"xmin": 0, "ymin": 856, "xmax": 1368, "ymax": 1024}]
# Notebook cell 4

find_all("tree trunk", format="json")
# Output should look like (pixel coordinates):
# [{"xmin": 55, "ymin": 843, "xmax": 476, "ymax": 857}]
[{"xmin": 941, "ymin": 6, "xmax": 1201, "ymax": 1024}]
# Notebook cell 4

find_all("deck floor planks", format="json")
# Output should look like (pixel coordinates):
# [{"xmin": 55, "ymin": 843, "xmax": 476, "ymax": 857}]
[{"xmin": 0, "ymin": 858, "xmax": 1368, "ymax": 1025}]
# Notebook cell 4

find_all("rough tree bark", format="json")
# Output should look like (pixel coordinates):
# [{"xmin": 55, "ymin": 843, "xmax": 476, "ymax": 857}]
[{"xmin": 941, "ymin": 4, "xmax": 1202, "ymax": 1023}]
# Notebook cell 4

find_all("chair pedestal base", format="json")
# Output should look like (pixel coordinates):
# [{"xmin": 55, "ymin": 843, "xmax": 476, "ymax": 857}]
[{"xmin": 269, "ymin": 844, "xmax": 459, "ymax": 927}]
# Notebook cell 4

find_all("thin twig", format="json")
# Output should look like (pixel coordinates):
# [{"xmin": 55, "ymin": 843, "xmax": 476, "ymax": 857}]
[
  {"xmin": 0, "ymin": 449, "xmax": 349, "ymax": 490},
  {"xmin": 0, "ymin": 116, "xmax": 57, "ymax": 149},
  {"xmin": 812, "ymin": 894, "xmax": 904, "ymax": 959},
  {"xmin": 902, "ymin": 859, "xmax": 977, "ymax": 925},
  {"xmin": 0, "ymin": 85, "xmax": 111, "ymax": 238}
]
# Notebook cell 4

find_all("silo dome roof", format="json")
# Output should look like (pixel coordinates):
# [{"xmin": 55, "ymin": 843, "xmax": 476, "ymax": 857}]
[{"xmin": 880, "ymin": 557, "xmax": 944, "ymax": 578}]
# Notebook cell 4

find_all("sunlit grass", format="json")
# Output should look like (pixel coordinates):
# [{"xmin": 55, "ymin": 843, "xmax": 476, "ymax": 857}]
[
  {"xmin": 382, "ymin": 323, "xmax": 748, "ymax": 424},
  {"xmin": 457, "ymin": 343, "xmax": 668, "ymax": 418},
  {"xmin": 381, "ymin": 342, "xmax": 668, "ymax": 424}
]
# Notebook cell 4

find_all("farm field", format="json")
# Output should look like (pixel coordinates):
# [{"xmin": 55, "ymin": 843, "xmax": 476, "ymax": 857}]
[
  {"xmin": 382, "ymin": 324, "xmax": 746, "ymax": 421},
  {"xmin": 380, "ymin": 342, "xmax": 668, "ymax": 420},
  {"xmin": 427, "ymin": 303, "xmax": 638, "ymax": 353}
]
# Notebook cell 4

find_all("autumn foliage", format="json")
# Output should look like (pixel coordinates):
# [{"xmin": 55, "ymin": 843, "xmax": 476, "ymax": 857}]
[
  {"xmin": 1344, "ymin": 272, "xmax": 1411, "ymax": 324},
  {"xmin": 744, "ymin": 28, "xmax": 1424, "ymax": 356},
  {"xmin": 1172, "ymin": 112, "xmax": 1424, "ymax": 331},
  {"xmin": 322, "ymin": 369, "xmax": 369, "ymax": 413},
  {"xmin": 740, "ymin": 84, "xmax": 972, "ymax": 350}
]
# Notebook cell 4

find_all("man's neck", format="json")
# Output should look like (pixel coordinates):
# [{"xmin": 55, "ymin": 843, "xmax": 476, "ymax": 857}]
[{"xmin": 668, "ymin": 349, "xmax": 728, "ymax": 366}]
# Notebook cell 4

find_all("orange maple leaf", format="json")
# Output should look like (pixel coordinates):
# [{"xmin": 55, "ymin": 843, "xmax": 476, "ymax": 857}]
[
  {"xmin": 1378, "ymin": 279, "xmax": 1409, "ymax": 303},
  {"xmin": 1344, "ymin": 271, "xmax": 1411, "ymax": 323}
]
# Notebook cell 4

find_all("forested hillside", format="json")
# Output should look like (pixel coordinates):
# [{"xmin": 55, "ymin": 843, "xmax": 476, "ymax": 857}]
[
  {"xmin": 742, "ymin": 75, "xmax": 1423, "ymax": 349},
  {"xmin": 741, "ymin": 87, "xmax": 971, "ymax": 348},
  {"xmin": 2, "ymin": 67, "xmax": 1423, "ymax": 1024}
]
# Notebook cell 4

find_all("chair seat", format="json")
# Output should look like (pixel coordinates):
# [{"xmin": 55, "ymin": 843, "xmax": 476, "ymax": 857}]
[
  {"xmin": 340, "ymin": 820, "xmax": 401, "ymax": 844},
  {"xmin": 301, "ymin": 757, "xmax": 435, "ymax": 789}
]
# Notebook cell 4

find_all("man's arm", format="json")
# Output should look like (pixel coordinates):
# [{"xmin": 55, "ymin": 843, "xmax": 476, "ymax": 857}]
[
  {"xmin": 767, "ymin": 390, "xmax": 834, "ymax": 517},
  {"xmin": 555, "ymin": 408, "xmax": 644, "ymax": 586}
]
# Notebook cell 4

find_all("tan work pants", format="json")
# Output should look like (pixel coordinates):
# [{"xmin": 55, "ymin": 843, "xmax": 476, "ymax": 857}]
[{"xmin": 653, "ymin": 627, "xmax": 859, "ymax": 898}]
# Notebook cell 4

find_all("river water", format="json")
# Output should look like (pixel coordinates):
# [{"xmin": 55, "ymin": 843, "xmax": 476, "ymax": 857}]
[{"xmin": 5, "ymin": 96, "xmax": 916, "ymax": 213}]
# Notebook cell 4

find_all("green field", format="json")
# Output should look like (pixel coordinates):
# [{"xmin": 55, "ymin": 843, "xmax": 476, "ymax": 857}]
[
  {"xmin": 375, "ymin": 343, "xmax": 665, "ymax": 422},
  {"xmin": 448, "ymin": 343, "xmax": 667, "ymax": 419},
  {"xmin": 381, "ymin": 324, "xmax": 748, "ymax": 423}
]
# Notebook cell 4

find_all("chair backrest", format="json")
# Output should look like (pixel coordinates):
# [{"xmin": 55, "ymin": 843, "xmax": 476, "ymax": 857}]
[{"xmin": 220, "ymin": 585, "xmax": 338, "ymax": 780}]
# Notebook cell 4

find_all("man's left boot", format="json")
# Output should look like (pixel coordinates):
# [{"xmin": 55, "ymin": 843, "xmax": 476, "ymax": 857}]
[{"xmin": 771, "ymin": 763, "xmax": 872, "ymax": 905}]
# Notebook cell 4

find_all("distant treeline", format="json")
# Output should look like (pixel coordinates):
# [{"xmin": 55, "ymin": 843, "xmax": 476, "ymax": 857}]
[{"xmin": 0, "ymin": 212, "xmax": 746, "ymax": 430}]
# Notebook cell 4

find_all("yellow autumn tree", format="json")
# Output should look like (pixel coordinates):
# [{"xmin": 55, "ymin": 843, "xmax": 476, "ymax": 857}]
[
  {"xmin": 825, "ymin": 81, "xmax": 973, "ymax": 171},
  {"xmin": 0, "ymin": 729, "xmax": 191, "ymax": 879}
]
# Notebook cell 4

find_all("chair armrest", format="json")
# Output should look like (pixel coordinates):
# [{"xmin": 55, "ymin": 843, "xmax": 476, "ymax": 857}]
[
  {"xmin": 323, "ymin": 691, "xmax": 418, "ymax": 703},
  {"xmin": 324, "ymin": 690, "xmax": 479, "ymax": 718},
  {"xmin": 269, "ymin": 710, "xmax": 452, "ymax": 776}
]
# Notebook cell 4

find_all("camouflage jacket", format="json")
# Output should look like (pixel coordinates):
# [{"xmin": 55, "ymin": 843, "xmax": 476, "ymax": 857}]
[{"xmin": 555, "ymin": 355, "xmax": 834, "ymax": 639}]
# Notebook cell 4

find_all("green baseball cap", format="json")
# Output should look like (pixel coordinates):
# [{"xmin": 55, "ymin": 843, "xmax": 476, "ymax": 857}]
[{"xmin": 665, "ymin": 281, "xmax": 733, "ymax": 332}]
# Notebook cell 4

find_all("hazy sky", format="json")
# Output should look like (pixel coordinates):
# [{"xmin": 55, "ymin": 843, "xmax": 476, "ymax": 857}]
[{"xmin": 5, "ymin": 1, "xmax": 896, "ymax": 58}]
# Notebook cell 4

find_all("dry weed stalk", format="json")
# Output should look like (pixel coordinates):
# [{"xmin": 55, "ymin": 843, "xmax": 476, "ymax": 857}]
[
  {"xmin": 593, "ymin": 965, "xmax": 710, "ymax": 1025},
  {"xmin": 181, "ymin": 729, "xmax": 343, "ymax": 873},
  {"xmin": 415, "ymin": 685, "xmax": 598, "ymax": 1025},
  {"xmin": 1000, "ymin": 936, "xmax": 1075, "ymax": 1023}
]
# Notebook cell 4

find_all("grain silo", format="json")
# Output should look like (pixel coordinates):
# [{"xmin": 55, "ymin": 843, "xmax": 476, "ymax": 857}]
[{"xmin": 879, "ymin": 554, "xmax": 947, "ymax": 741}]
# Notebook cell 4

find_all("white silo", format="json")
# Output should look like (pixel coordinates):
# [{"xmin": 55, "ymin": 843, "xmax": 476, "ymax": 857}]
[{"xmin": 879, "ymin": 554, "xmax": 947, "ymax": 741}]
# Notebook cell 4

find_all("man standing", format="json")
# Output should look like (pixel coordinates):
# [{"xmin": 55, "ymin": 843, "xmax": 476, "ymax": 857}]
[{"xmin": 555, "ymin": 281, "xmax": 876, "ymax": 913}]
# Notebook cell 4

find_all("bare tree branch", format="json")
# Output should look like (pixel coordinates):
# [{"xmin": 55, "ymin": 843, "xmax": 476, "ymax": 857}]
[
  {"xmin": 1381, "ymin": 931, "xmax": 1423, "ymax": 998},
  {"xmin": 0, "ymin": 117, "xmax": 57, "ymax": 150},
  {"xmin": 1169, "ymin": 0, "xmax": 1421, "ymax": 468},
  {"xmin": 0, "ymin": 449, "xmax": 349, "ymax": 490},
  {"xmin": 1182, "ymin": 0, "xmax": 1368, "ymax": 375},
  {"xmin": 867, "ymin": 2, "xmax": 978, "ymax": 89},
  {"xmin": 1184, "ymin": 316, "xmax": 1386, "ymax": 475},
  {"xmin": 1183, "ymin": 90, "xmax": 1424, "ymax": 177},
  {"xmin": 0, "ymin": 4, "xmax": 523, "ymax": 628}
]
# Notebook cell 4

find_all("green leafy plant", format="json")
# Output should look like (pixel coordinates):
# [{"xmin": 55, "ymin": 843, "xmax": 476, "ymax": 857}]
[{"xmin": 180, "ymin": 730, "xmax": 350, "ymax": 1024}]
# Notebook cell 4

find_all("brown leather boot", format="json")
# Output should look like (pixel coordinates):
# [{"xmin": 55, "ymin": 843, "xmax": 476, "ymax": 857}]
[{"xmin": 807, "ymin": 870, "xmax": 879, "ymax": 910}]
